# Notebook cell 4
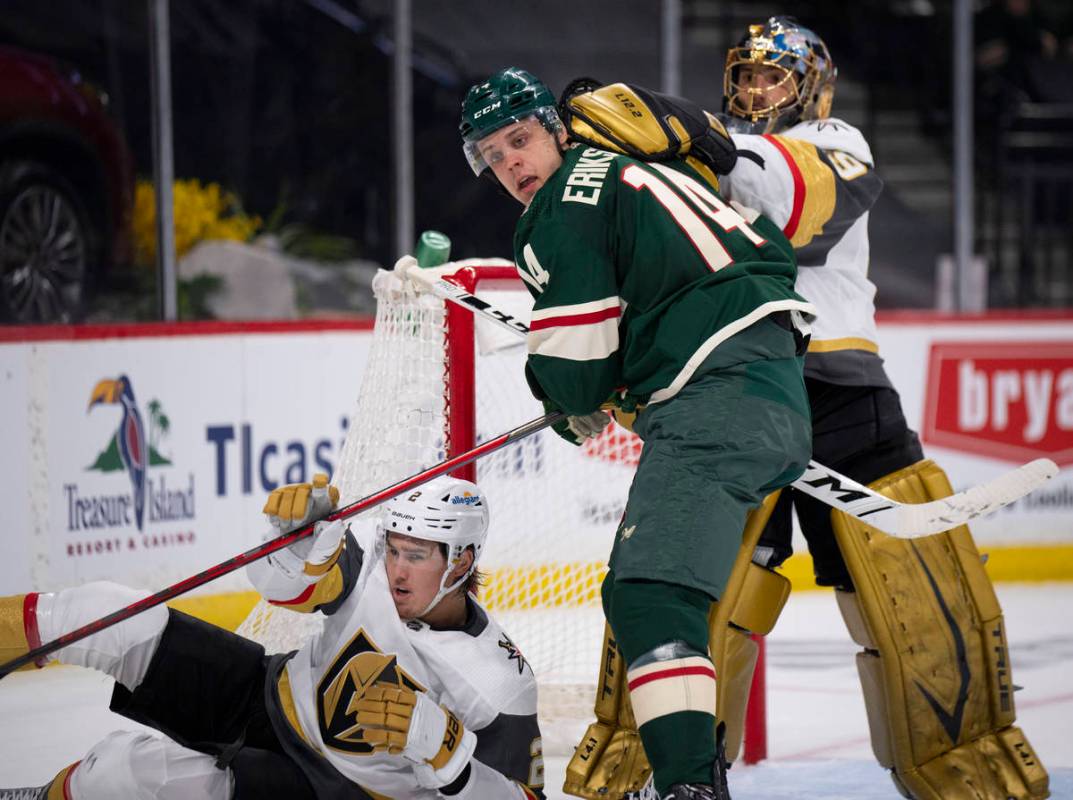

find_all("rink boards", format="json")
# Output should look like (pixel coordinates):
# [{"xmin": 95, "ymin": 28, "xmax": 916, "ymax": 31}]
[{"xmin": 0, "ymin": 312, "xmax": 1071, "ymax": 609}]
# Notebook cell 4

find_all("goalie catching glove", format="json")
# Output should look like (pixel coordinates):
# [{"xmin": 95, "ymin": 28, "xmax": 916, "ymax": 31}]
[
  {"xmin": 354, "ymin": 682, "xmax": 477, "ymax": 789},
  {"xmin": 261, "ymin": 473, "xmax": 344, "ymax": 584}
]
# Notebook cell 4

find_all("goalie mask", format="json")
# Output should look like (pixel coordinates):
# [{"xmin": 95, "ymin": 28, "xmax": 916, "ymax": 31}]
[
  {"xmin": 723, "ymin": 16, "xmax": 836, "ymax": 134},
  {"xmin": 378, "ymin": 476, "xmax": 490, "ymax": 617},
  {"xmin": 459, "ymin": 66, "xmax": 565, "ymax": 176}
]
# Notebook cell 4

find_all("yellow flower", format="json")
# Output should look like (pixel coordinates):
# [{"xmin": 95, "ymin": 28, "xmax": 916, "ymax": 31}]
[{"xmin": 132, "ymin": 178, "xmax": 262, "ymax": 268}]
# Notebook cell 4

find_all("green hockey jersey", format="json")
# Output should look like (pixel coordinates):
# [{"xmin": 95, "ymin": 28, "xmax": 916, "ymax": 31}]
[{"xmin": 515, "ymin": 145, "xmax": 816, "ymax": 416}]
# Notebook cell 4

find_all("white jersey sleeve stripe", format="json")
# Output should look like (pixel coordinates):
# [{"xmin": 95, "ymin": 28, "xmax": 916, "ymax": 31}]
[
  {"xmin": 529, "ymin": 295, "xmax": 621, "ymax": 323},
  {"xmin": 527, "ymin": 313, "xmax": 620, "ymax": 361}
]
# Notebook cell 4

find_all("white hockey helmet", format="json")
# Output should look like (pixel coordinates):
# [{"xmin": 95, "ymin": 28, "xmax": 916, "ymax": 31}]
[{"xmin": 378, "ymin": 475, "xmax": 490, "ymax": 615}]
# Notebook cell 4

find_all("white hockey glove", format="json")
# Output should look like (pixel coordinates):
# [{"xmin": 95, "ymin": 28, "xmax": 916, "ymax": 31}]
[
  {"xmin": 354, "ymin": 683, "xmax": 477, "ymax": 789},
  {"xmin": 543, "ymin": 401, "xmax": 611, "ymax": 447},
  {"xmin": 568, "ymin": 410, "xmax": 611, "ymax": 440},
  {"xmin": 262, "ymin": 474, "xmax": 344, "ymax": 583}
]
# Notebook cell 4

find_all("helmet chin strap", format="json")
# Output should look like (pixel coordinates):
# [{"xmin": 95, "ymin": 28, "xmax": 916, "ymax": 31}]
[{"xmin": 415, "ymin": 561, "xmax": 474, "ymax": 620}]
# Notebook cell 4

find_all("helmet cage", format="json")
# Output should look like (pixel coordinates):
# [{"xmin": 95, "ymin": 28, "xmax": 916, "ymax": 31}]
[
  {"xmin": 723, "ymin": 18, "xmax": 835, "ymax": 134},
  {"xmin": 461, "ymin": 107, "xmax": 564, "ymax": 176}
]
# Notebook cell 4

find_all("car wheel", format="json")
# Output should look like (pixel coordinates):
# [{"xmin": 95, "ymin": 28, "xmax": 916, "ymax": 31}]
[{"xmin": 0, "ymin": 159, "xmax": 98, "ymax": 323}]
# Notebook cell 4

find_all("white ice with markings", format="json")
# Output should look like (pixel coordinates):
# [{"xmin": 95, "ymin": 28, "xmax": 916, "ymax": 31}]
[{"xmin": 1, "ymin": 584, "xmax": 1070, "ymax": 798}]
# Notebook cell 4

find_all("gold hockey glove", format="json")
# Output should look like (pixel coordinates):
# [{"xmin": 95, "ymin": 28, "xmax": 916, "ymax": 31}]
[
  {"xmin": 355, "ymin": 683, "xmax": 477, "ymax": 789},
  {"xmin": 263, "ymin": 473, "xmax": 340, "ymax": 534},
  {"xmin": 262, "ymin": 474, "xmax": 344, "ymax": 581}
]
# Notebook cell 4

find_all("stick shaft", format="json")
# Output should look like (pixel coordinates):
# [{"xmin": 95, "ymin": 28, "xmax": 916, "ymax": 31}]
[
  {"xmin": 0, "ymin": 411, "xmax": 564, "ymax": 679},
  {"xmin": 409, "ymin": 266, "xmax": 1057, "ymax": 537}
]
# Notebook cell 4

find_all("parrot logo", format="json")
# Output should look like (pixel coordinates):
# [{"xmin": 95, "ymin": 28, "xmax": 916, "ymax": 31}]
[{"xmin": 87, "ymin": 375, "xmax": 171, "ymax": 531}]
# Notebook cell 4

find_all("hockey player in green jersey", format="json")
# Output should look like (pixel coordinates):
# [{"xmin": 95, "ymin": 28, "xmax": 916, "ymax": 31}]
[{"xmin": 460, "ymin": 67, "xmax": 816, "ymax": 800}]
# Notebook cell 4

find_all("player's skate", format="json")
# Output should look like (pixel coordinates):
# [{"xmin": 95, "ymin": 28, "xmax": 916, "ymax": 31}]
[
  {"xmin": 662, "ymin": 785, "xmax": 729, "ymax": 800},
  {"xmin": 624, "ymin": 775, "xmax": 660, "ymax": 799},
  {"xmin": 634, "ymin": 722, "xmax": 731, "ymax": 800}
]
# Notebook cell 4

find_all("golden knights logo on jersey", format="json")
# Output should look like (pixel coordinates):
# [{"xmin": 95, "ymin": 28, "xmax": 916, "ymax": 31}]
[{"xmin": 317, "ymin": 627, "xmax": 424, "ymax": 753}]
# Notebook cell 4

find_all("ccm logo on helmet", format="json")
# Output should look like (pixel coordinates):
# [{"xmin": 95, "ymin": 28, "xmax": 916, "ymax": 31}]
[{"xmin": 474, "ymin": 101, "xmax": 502, "ymax": 119}]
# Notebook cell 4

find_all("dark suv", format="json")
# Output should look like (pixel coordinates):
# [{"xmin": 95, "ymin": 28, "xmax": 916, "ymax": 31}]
[{"xmin": 0, "ymin": 46, "xmax": 134, "ymax": 323}]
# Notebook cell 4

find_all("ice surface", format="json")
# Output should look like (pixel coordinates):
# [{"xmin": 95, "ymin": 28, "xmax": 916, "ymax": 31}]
[{"xmin": 2, "ymin": 584, "xmax": 1070, "ymax": 798}]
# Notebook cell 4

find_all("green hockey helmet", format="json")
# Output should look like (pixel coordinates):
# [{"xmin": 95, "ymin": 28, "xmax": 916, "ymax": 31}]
[{"xmin": 460, "ymin": 67, "xmax": 564, "ymax": 175}]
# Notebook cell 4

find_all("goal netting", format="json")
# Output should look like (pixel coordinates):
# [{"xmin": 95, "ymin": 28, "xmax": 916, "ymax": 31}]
[{"xmin": 235, "ymin": 260, "xmax": 643, "ymax": 754}]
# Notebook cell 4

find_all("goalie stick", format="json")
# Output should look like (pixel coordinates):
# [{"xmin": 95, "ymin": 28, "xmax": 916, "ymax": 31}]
[
  {"xmin": 400, "ymin": 259, "xmax": 1059, "ymax": 538},
  {"xmin": 0, "ymin": 411, "xmax": 564, "ymax": 680}
]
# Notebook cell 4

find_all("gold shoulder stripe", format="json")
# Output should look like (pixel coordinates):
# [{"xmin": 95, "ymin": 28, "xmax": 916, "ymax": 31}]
[
  {"xmin": 768, "ymin": 135, "xmax": 836, "ymax": 248},
  {"xmin": 276, "ymin": 667, "xmax": 312, "ymax": 746},
  {"xmin": 807, "ymin": 337, "xmax": 880, "ymax": 354},
  {"xmin": 46, "ymin": 763, "xmax": 80, "ymax": 800},
  {"xmin": 270, "ymin": 565, "xmax": 345, "ymax": 613}
]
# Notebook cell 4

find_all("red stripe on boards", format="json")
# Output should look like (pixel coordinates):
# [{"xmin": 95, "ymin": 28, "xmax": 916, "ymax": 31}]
[
  {"xmin": 762, "ymin": 134, "xmax": 805, "ymax": 240},
  {"xmin": 529, "ymin": 305, "xmax": 620, "ymax": 332},
  {"xmin": 628, "ymin": 664, "xmax": 716, "ymax": 692}
]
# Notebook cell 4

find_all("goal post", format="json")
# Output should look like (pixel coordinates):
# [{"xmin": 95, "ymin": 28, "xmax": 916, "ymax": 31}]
[{"xmin": 235, "ymin": 260, "xmax": 768, "ymax": 761}]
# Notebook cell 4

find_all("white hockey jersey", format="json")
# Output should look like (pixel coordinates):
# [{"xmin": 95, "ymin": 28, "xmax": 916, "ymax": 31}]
[
  {"xmin": 248, "ymin": 522, "xmax": 543, "ymax": 799},
  {"xmin": 719, "ymin": 118, "xmax": 892, "ymax": 388}
]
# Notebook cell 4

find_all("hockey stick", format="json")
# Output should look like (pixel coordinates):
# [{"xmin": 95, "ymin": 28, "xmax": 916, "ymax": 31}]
[
  {"xmin": 0, "ymin": 411, "xmax": 564, "ymax": 680},
  {"xmin": 400, "ymin": 259, "xmax": 531, "ymax": 338},
  {"xmin": 793, "ymin": 457, "xmax": 1057, "ymax": 537},
  {"xmin": 402, "ymin": 261, "xmax": 1059, "ymax": 538}
]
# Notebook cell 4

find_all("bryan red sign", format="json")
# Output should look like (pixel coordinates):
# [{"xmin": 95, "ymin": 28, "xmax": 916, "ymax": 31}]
[{"xmin": 924, "ymin": 342, "xmax": 1073, "ymax": 466}]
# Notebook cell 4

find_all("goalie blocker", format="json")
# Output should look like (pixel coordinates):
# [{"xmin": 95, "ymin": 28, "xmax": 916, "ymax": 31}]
[{"xmin": 564, "ymin": 460, "xmax": 1050, "ymax": 800}]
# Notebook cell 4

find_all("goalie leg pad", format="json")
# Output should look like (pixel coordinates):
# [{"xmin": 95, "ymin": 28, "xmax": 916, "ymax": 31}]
[
  {"xmin": 68, "ymin": 730, "xmax": 233, "ymax": 800},
  {"xmin": 565, "ymin": 495, "xmax": 787, "ymax": 799},
  {"xmin": 564, "ymin": 621, "xmax": 652, "ymax": 799},
  {"xmin": 832, "ymin": 459, "xmax": 1049, "ymax": 800},
  {"xmin": 35, "ymin": 581, "xmax": 167, "ymax": 691}
]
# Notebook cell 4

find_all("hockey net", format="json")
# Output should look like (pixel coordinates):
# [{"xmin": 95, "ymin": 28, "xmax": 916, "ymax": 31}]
[{"xmin": 235, "ymin": 260, "xmax": 764, "ymax": 759}]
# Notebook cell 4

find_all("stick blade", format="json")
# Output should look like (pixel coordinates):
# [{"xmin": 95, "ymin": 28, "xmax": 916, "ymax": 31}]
[{"xmin": 896, "ymin": 458, "xmax": 1059, "ymax": 536}]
